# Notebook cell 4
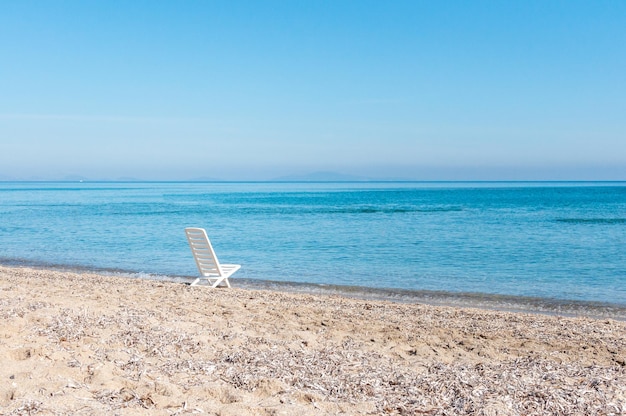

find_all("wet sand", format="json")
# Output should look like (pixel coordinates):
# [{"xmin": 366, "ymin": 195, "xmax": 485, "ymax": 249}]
[{"xmin": 1, "ymin": 265, "xmax": 625, "ymax": 415}]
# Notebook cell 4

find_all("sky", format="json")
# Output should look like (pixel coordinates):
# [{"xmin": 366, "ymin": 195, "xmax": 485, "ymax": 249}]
[{"xmin": 1, "ymin": 1, "xmax": 625, "ymax": 181}]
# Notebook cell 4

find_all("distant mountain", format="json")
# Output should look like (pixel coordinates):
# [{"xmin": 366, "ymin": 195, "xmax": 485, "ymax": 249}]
[
  {"xmin": 189, "ymin": 176, "xmax": 221, "ymax": 182},
  {"xmin": 61, "ymin": 175, "xmax": 90, "ymax": 182},
  {"xmin": 272, "ymin": 171, "xmax": 370, "ymax": 182},
  {"xmin": 115, "ymin": 176, "xmax": 142, "ymax": 182}
]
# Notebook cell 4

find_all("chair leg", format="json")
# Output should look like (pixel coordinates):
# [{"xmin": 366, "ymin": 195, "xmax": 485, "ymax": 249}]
[
  {"xmin": 190, "ymin": 277, "xmax": 230, "ymax": 288},
  {"xmin": 211, "ymin": 277, "xmax": 226, "ymax": 288}
]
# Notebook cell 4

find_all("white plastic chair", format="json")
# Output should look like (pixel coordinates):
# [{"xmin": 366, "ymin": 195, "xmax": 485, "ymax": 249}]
[{"xmin": 185, "ymin": 227, "xmax": 241, "ymax": 287}]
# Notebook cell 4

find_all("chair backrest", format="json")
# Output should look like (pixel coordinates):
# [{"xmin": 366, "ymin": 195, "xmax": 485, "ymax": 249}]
[{"xmin": 185, "ymin": 228, "xmax": 223, "ymax": 277}]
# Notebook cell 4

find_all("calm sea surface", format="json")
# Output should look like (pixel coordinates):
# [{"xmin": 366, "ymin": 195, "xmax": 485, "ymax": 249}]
[{"xmin": 1, "ymin": 181, "xmax": 625, "ymax": 313}]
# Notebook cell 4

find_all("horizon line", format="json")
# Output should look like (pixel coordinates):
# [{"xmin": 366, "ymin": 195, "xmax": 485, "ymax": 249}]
[{"xmin": 2, "ymin": 179, "xmax": 626, "ymax": 184}]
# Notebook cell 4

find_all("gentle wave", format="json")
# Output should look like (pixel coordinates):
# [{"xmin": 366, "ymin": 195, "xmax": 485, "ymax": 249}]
[
  {"xmin": 556, "ymin": 218, "xmax": 626, "ymax": 224},
  {"xmin": 230, "ymin": 206, "xmax": 463, "ymax": 215},
  {"xmin": 305, "ymin": 206, "xmax": 463, "ymax": 214},
  {"xmin": 3, "ymin": 202, "xmax": 462, "ymax": 216}
]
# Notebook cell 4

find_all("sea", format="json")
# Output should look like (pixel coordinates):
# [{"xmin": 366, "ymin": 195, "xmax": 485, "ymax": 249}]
[{"xmin": 1, "ymin": 181, "xmax": 625, "ymax": 319}]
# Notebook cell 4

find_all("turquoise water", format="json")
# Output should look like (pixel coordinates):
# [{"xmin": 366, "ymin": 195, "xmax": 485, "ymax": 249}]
[{"xmin": 1, "ymin": 181, "xmax": 625, "ymax": 309}]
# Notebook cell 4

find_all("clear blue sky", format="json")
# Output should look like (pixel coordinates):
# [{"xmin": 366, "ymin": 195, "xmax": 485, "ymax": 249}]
[{"xmin": 1, "ymin": 1, "xmax": 625, "ymax": 180}]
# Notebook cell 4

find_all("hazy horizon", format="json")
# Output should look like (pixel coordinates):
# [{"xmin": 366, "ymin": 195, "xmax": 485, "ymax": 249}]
[
  {"xmin": 2, "ymin": 1, "xmax": 625, "ymax": 181},
  {"xmin": 3, "ymin": 168, "xmax": 626, "ymax": 183}
]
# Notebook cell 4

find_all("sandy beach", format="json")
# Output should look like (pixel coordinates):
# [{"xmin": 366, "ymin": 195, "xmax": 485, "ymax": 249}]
[{"xmin": 0, "ymin": 266, "xmax": 624, "ymax": 415}]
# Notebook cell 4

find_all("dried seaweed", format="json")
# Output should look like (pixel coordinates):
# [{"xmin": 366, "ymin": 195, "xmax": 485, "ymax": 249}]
[{"xmin": 1, "ymin": 265, "xmax": 625, "ymax": 415}]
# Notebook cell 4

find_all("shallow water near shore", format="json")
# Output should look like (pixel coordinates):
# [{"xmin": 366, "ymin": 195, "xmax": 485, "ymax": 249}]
[
  {"xmin": 5, "ymin": 259, "xmax": 626, "ymax": 320},
  {"xmin": 1, "ymin": 181, "xmax": 625, "ymax": 314}
]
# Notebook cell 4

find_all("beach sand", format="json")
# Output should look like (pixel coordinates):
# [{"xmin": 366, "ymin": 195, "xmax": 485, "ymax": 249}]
[{"xmin": 0, "ymin": 266, "xmax": 624, "ymax": 415}]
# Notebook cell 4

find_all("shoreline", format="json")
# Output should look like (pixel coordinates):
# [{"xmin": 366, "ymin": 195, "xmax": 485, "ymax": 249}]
[
  {"xmin": 2, "ymin": 259, "xmax": 626, "ymax": 321},
  {"xmin": 237, "ymin": 278, "xmax": 626, "ymax": 321},
  {"xmin": 1, "ymin": 265, "xmax": 625, "ymax": 414}
]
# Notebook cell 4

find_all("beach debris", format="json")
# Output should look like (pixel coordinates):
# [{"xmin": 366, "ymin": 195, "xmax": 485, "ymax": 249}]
[
  {"xmin": 1, "ymin": 266, "xmax": 625, "ymax": 415},
  {"xmin": 7, "ymin": 400, "xmax": 43, "ymax": 415}
]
